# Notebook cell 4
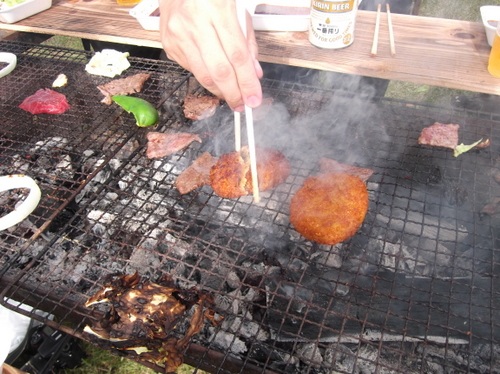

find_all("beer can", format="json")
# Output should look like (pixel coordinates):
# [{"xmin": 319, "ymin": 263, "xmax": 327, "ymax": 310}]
[{"xmin": 309, "ymin": 0, "xmax": 358, "ymax": 49}]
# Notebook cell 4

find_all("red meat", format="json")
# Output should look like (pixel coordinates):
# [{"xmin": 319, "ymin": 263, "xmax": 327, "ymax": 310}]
[
  {"xmin": 417, "ymin": 122, "xmax": 459, "ymax": 150},
  {"xmin": 146, "ymin": 131, "xmax": 202, "ymax": 159},
  {"xmin": 19, "ymin": 89, "xmax": 70, "ymax": 115}
]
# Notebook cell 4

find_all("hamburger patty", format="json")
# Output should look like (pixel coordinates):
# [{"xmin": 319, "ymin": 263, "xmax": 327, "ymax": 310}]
[
  {"xmin": 290, "ymin": 173, "xmax": 369, "ymax": 245},
  {"xmin": 210, "ymin": 146, "xmax": 290, "ymax": 198}
]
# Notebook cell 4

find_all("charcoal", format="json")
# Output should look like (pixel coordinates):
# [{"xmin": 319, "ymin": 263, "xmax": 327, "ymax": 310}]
[
  {"xmin": 209, "ymin": 329, "xmax": 247, "ymax": 355},
  {"xmin": 296, "ymin": 343, "xmax": 323, "ymax": 368},
  {"xmin": 323, "ymin": 344, "xmax": 356, "ymax": 372}
]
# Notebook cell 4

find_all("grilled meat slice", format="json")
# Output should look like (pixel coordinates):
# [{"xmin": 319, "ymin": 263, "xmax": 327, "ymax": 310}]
[
  {"xmin": 176, "ymin": 152, "xmax": 218, "ymax": 194},
  {"xmin": 418, "ymin": 122, "xmax": 459, "ymax": 149},
  {"xmin": 97, "ymin": 73, "xmax": 151, "ymax": 105},
  {"xmin": 146, "ymin": 131, "xmax": 202, "ymax": 159},
  {"xmin": 183, "ymin": 94, "xmax": 220, "ymax": 120},
  {"xmin": 319, "ymin": 157, "xmax": 374, "ymax": 182}
]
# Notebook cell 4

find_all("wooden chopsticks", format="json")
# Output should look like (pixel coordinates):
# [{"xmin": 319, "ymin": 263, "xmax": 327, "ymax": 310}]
[
  {"xmin": 371, "ymin": 4, "xmax": 382, "ymax": 56},
  {"xmin": 233, "ymin": 106, "xmax": 260, "ymax": 204},
  {"xmin": 371, "ymin": 3, "xmax": 396, "ymax": 57},
  {"xmin": 235, "ymin": 1, "xmax": 260, "ymax": 203},
  {"xmin": 386, "ymin": 4, "xmax": 396, "ymax": 56}
]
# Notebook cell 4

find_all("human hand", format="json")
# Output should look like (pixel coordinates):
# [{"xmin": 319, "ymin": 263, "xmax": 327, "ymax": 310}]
[{"xmin": 159, "ymin": 0, "xmax": 264, "ymax": 111}]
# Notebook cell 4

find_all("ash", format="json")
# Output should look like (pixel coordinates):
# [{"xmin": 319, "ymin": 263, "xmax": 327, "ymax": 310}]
[{"xmin": 1, "ymin": 99, "xmax": 499, "ymax": 374}]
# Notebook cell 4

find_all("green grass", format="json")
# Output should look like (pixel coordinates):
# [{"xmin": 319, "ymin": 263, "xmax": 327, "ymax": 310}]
[
  {"xmin": 42, "ymin": 34, "xmax": 84, "ymax": 50},
  {"xmin": 384, "ymin": 0, "xmax": 493, "ymax": 104},
  {"xmin": 64, "ymin": 343, "xmax": 155, "ymax": 374},
  {"xmin": 63, "ymin": 341, "xmax": 206, "ymax": 374},
  {"xmin": 419, "ymin": 0, "xmax": 492, "ymax": 22}
]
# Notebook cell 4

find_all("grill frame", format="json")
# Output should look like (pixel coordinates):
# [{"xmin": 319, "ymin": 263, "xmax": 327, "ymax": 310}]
[{"xmin": 0, "ymin": 40, "xmax": 499, "ymax": 374}]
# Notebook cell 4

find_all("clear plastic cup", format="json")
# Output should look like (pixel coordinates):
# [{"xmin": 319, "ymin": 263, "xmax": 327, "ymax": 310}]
[{"xmin": 488, "ymin": 22, "xmax": 500, "ymax": 77}]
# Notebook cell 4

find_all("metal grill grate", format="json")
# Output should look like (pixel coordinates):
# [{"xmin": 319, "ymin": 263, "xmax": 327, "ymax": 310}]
[{"xmin": 0, "ymin": 41, "xmax": 499, "ymax": 373}]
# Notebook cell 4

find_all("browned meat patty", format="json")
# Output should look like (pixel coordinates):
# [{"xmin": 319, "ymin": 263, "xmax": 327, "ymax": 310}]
[
  {"xmin": 418, "ymin": 122, "xmax": 459, "ymax": 149},
  {"xmin": 210, "ymin": 146, "xmax": 290, "ymax": 198},
  {"xmin": 183, "ymin": 94, "xmax": 220, "ymax": 120},
  {"xmin": 97, "ymin": 73, "xmax": 151, "ymax": 105},
  {"xmin": 290, "ymin": 173, "xmax": 369, "ymax": 245},
  {"xmin": 319, "ymin": 158, "xmax": 374, "ymax": 182},
  {"xmin": 146, "ymin": 131, "xmax": 202, "ymax": 159},
  {"xmin": 176, "ymin": 152, "xmax": 218, "ymax": 194}
]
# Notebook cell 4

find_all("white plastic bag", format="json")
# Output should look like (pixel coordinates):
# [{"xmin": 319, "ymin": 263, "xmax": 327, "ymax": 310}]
[{"xmin": 0, "ymin": 304, "xmax": 32, "ymax": 368}]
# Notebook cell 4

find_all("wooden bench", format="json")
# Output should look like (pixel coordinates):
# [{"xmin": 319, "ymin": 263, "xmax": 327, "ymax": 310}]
[{"xmin": 0, "ymin": 0, "xmax": 498, "ymax": 95}]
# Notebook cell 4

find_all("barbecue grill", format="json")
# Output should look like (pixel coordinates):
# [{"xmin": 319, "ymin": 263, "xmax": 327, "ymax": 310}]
[{"xmin": 0, "ymin": 40, "xmax": 499, "ymax": 373}]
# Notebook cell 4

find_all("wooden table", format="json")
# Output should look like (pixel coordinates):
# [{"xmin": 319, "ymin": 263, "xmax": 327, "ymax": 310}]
[{"xmin": 0, "ymin": 0, "xmax": 499, "ymax": 95}]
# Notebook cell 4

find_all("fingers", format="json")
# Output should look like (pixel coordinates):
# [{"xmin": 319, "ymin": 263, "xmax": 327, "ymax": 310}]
[
  {"xmin": 246, "ymin": 12, "xmax": 264, "ymax": 80},
  {"xmin": 198, "ymin": 13, "xmax": 260, "ymax": 109},
  {"xmin": 197, "ymin": 7, "xmax": 262, "ymax": 110},
  {"xmin": 159, "ymin": 1, "xmax": 222, "ymax": 97},
  {"xmin": 159, "ymin": 0, "xmax": 263, "ymax": 111}
]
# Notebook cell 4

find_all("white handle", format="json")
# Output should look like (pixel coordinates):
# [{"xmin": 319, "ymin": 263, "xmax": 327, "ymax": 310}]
[
  {"xmin": 243, "ymin": 0, "xmax": 311, "ymax": 15},
  {"xmin": 240, "ymin": 0, "xmax": 311, "ymax": 32},
  {"xmin": 0, "ymin": 52, "xmax": 17, "ymax": 79},
  {"xmin": 243, "ymin": 0, "xmax": 363, "ymax": 17},
  {"xmin": 0, "ymin": 175, "xmax": 41, "ymax": 231}
]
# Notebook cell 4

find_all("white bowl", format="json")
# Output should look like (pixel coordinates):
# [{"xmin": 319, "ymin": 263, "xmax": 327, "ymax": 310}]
[
  {"xmin": 480, "ymin": 5, "xmax": 500, "ymax": 47},
  {"xmin": 0, "ymin": 0, "xmax": 52, "ymax": 24}
]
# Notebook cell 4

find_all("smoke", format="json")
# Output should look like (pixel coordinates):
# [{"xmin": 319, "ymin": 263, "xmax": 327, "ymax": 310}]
[
  {"xmin": 252, "ymin": 74, "xmax": 391, "ymax": 170},
  {"xmin": 192, "ymin": 67, "xmax": 392, "ymax": 177}
]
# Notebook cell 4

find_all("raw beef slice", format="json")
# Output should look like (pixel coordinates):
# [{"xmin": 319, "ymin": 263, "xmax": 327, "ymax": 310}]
[{"xmin": 19, "ymin": 88, "xmax": 71, "ymax": 115}]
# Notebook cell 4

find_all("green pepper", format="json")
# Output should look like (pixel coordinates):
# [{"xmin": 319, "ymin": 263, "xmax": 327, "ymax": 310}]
[{"xmin": 112, "ymin": 95, "xmax": 159, "ymax": 128}]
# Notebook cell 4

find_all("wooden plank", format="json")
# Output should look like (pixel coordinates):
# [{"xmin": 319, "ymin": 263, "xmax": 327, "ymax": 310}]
[
  {"xmin": 0, "ymin": 29, "xmax": 18, "ymax": 40},
  {"xmin": 0, "ymin": 0, "xmax": 162, "ymax": 47},
  {"xmin": 255, "ymin": 12, "xmax": 498, "ymax": 95},
  {"xmin": 0, "ymin": 0, "xmax": 499, "ymax": 95}
]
